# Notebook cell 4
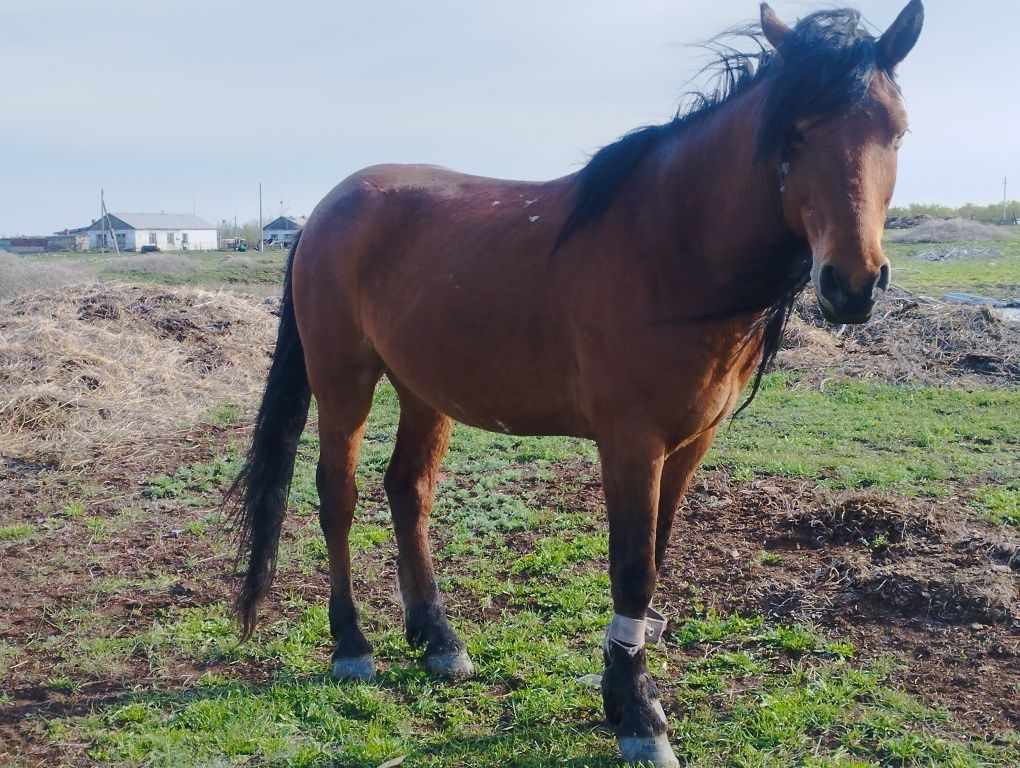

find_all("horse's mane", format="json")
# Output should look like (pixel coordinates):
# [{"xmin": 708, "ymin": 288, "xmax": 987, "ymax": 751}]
[{"xmin": 553, "ymin": 8, "xmax": 896, "ymax": 413}]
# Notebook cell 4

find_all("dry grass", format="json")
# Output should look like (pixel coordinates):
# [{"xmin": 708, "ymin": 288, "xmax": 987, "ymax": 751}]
[
  {"xmin": 220, "ymin": 255, "xmax": 256, "ymax": 269},
  {"xmin": 100, "ymin": 253, "xmax": 195, "ymax": 277},
  {"xmin": 0, "ymin": 252, "xmax": 94, "ymax": 299},
  {"xmin": 0, "ymin": 284, "xmax": 277, "ymax": 467},
  {"xmin": 887, "ymin": 218, "xmax": 1013, "ymax": 244},
  {"xmin": 781, "ymin": 288, "xmax": 1020, "ymax": 386}
]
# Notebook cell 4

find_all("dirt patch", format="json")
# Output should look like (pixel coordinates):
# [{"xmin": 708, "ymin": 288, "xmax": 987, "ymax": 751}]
[
  {"xmin": 658, "ymin": 475, "xmax": 1019, "ymax": 734},
  {"xmin": 915, "ymin": 245, "xmax": 1003, "ymax": 261},
  {"xmin": 0, "ymin": 284, "xmax": 278, "ymax": 467},
  {"xmin": 780, "ymin": 289, "xmax": 1020, "ymax": 386}
]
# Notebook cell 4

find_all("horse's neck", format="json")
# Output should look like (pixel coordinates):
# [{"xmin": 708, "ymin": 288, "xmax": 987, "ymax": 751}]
[{"xmin": 639, "ymin": 85, "xmax": 795, "ymax": 302}]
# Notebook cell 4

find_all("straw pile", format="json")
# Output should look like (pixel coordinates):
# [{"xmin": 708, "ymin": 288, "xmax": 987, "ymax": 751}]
[
  {"xmin": 0, "ymin": 283, "xmax": 278, "ymax": 467},
  {"xmin": 780, "ymin": 288, "xmax": 1020, "ymax": 386}
]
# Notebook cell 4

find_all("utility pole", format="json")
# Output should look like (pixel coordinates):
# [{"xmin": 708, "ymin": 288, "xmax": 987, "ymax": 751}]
[
  {"xmin": 258, "ymin": 183, "xmax": 263, "ymax": 252},
  {"xmin": 100, "ymin": 188, "xmax": 120, "ymax": 255},
  {"xmin": 1003, "ymin": 177, "xmax": 1008, "ymax": 223}
]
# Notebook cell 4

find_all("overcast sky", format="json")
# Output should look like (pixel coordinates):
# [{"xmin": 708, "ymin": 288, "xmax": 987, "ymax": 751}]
[{"xmin": 1, "ymin": 1, "xmax": 1014, "ymax": 235}]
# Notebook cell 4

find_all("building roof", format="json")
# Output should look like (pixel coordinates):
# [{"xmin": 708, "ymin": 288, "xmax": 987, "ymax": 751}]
[
  {"xmin": 263, "ymin": 215, "xmax": 308, "ymax": 231},
  {"xmin": 85, "ymin": 213, "xmax": 215, "ymax": 231}
]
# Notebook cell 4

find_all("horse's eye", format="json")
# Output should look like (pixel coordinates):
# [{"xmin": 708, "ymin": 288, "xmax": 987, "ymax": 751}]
[
  {"xmin": 893, "ymin": 130, "xmax": 908, "ymax": 149},
  {"xmin": 788, "ymin": 126, "xmax": 806, "ymax": 148}
]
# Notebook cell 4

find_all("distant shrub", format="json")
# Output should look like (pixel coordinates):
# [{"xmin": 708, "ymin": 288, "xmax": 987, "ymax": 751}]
[{"xmin": 887, "ymin": 218, "xmax": 1013, "ymax": 244}]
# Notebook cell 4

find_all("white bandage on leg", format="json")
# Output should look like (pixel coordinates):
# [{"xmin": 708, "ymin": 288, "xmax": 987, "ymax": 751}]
[
  {"xmin": 644, "ymin": 606, "xmax": 667, "ymax": 644},
  {"xmin": 604, "ymin": 606, "xmax": 669, "ymax": 656}
]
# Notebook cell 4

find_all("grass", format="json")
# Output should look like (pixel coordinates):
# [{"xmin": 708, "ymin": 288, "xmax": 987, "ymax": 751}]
[
  {"xmin": 53, "ymin": 601, "xmax": 1015, "ymax": 767},
  {"xmin": 0, "ymin": 522, "xmax": 34, "ymax": 540},
  {"xmin": 26, "ymin": 248, "xmax": 289, "ymax": 292},
  {"xmin": 886, "ymin": 232, "xmax": 1020, "ymax": 300},
  {"xmin": 12, "ymin": 233, "xmax": 1018, "ymax": 766},
  {"xmin": 705, "ymin": 374, "xmax": 1020, "ymax": 507},
  {"xmin": 38, "ymin": 372, "xmax": 1019, "ymax": 766}
]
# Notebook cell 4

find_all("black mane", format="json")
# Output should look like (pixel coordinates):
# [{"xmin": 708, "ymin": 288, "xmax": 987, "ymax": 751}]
[
  {"xmin": 553, "ymin": 8, "xmax": 894, "ymax": 412},
  {"xmin": 556, "ymin": 9, "xmax": 889, "ymax": 249}
]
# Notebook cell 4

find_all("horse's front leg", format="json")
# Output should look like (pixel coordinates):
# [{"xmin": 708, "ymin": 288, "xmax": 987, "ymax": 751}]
[{"xmin": 598, "ymin": 433, "xmax": 679, "ymax": 768}]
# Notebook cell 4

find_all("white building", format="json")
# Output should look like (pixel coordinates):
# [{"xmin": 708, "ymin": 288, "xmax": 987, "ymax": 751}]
[
  {"xmin": 80, "ymin": 213, "xmax": 218, "ymax": 251},
  {"xmin": 262, "ymin": 215, "xmax": 307, "ymax": 248}
]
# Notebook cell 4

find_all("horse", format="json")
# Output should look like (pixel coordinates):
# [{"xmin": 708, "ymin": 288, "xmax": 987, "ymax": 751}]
[{"xmin": 227, "ymin": 3, "xmax": 924, "ymax": 765}]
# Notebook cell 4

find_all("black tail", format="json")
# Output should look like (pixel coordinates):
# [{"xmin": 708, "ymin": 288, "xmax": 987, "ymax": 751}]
[{"xmin": 226, "ymin": 234, "xmax": 311, "ymax": 639}]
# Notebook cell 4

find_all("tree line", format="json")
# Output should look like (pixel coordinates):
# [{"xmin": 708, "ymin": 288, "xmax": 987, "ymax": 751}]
[{"xmin": 888, "ymin": 201, "xmax": 1020, "ymax": 222}]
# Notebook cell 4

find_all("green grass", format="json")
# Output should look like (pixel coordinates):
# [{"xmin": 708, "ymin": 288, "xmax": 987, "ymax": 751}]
[
  {"xmin": 30, "ymin": 248, "xmax": 289, "ymax": 290},
  {"xmin": 706, "ymin": 374, "xmax": 1020, "ymax": 507},
  {"xmin": 0, "ymin": 522, "xmax": 34, "ymax": 540},
  {"xmin": 40, "ymin": 371, "xmax": 1020, "ymax": 766},
  {"xmin": 55, "ymin": 603, "xmax": 1015, "ymax": 767},
  {"xmin": 886, "ymin": 235, "xmax": 1020, "ymax": 300},
  {"xmin": 971, "ymin": 486, "xmax": 1020, "ymax": 527},
  {"xmin": 147, "ymin": 373, "xmax": 1020, "ymax": 525}
]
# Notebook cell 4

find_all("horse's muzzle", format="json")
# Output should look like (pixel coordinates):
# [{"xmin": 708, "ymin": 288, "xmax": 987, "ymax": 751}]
[{"xmin": 815, "ymin": 263, "xmax": 889, "ymax": 324}]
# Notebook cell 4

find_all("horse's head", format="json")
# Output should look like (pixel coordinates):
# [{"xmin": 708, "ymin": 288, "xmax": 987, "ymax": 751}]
[{"xmin": 760, "ymin": 1, "xmax": 923, "ymax": 324}]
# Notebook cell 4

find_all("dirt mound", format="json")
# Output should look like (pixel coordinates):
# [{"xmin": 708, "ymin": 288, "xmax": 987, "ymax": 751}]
[
  {"xmin": 679, "ymin": 477, "xmax": 1020, "ymax": 628},
  {"xmin": 780, "ymin": 289, "xmax": 1020, "ymax": 386},
  {"xmin": 832, "ymin": 558, "xmax": 1018, "ymax": 624},
  {"xmin": 783, "ymin": 493, "xmax": 942, "ymax": 547},
  {"xmin": 886, "ymin": 218, "xmax": 1013, "ymax": 243},
  {"xmin": 0, "ymin": 284, "xmax": 278, "ymax": 467}
]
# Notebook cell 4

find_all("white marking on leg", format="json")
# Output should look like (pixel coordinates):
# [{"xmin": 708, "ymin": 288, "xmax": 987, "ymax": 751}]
[
  {"xmin": 491, "ymin": 200, "xmax": 501, "ymax": 206},
  {"xmin": 523, "ymin": 198, "xmax": 538, "ymax": 207},
  {"xmin": 528, "ymin": 215, "xmax": 540, "ymax": 223}
]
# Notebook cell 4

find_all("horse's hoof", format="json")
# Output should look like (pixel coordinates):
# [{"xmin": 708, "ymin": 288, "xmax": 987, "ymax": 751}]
[
  {"xmin": 331, "ymin": 654, "xmax": 375, "ymax": 682},
  {"xmin": 425, "ymin": 650, "xmax": 474, "ymax": 680},
  {"xmin": 618, "ymin": 735, "xmax": 680, "ymax": 768}
]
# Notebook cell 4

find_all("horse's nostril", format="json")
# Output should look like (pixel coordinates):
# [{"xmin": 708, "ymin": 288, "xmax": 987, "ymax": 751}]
[
  {"xmin": 818, "ymin": 264, "xmax": 841, "ymax": 301},
  {"xmin": 876, "ymin": 263, "xmax": 891, "ymax": 293}
]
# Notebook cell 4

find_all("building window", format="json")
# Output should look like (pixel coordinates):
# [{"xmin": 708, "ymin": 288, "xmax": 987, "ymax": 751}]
[
  {"xmin": 166, "ymin": 232, "xmax": 175, "ymax": 247},
  {"xmin": 149, "ymin": 232, "xmax": 157, "ymax": 245}
]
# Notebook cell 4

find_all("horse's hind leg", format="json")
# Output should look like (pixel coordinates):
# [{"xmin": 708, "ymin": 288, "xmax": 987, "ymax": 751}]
[
  {"xmin": 385, "ymin": 388, "xmax": 473, "ymax": 679},
  {"xmin": 315, "ymin": 371, "xmax": 380, "ymax": 681}
]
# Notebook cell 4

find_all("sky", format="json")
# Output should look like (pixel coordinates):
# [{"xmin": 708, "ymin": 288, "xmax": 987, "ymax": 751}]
[{"xmin": 1, "ymin": 0, "xmax": 1015, "ymax": 236}]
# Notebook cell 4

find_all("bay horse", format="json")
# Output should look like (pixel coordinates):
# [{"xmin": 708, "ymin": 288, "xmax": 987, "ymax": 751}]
[{"xmin": 228, "ymin": 3, "xmax": 924, "ymax": 765}]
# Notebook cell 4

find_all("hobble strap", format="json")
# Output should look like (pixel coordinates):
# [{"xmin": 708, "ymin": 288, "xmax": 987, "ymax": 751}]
[{"xmin": 604, "ymin": 606, "xmax": 669, "ymax": 657}]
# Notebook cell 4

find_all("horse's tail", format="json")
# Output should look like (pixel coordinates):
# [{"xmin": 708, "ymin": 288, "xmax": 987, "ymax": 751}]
[{"xmin": 226, "ymin": 234, "xmax": 311, "ymax": 639}]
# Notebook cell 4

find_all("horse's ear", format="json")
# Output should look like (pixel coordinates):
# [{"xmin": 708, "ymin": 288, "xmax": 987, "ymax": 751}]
[
  {"xmin": 760, "ymin": 3, "xmax": 791, "ymax": 50},
  {"xmin": 878, "ymin": 0, "xmax": 924, "ymax": 69}
]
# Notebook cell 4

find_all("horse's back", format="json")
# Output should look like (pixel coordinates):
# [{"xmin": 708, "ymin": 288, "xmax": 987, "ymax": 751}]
[{"xmin": 292, "ymin": 164, "xmax": 584, "ymax": 434}]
